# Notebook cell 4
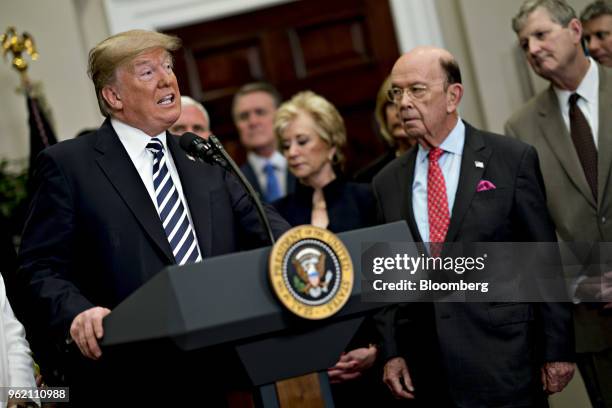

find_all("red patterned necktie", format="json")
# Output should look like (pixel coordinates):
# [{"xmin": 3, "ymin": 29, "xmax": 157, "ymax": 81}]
[{"xmin": 428, "ymin": 147, "xmax": 450, "ymax": 256}]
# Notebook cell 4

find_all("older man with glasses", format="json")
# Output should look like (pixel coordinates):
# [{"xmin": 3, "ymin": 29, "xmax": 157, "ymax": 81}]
[{"xmin": 373, "ymin": 46, "xmax": 574, "ymax": 407}]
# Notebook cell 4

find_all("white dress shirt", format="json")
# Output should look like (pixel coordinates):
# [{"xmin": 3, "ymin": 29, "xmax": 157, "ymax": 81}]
[
  {"xmin": 247, "ymin": 151, "xmax": 288, "ymax": 195},
  {"xmin": 111, "ymin": 118, "xmax": 202, "ymax": 256},
  {"xmin": 554, "ymin": 57, "xmax": 600, "ymax": 148}
]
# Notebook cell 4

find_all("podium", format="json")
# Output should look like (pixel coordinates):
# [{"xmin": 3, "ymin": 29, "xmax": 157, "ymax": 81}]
[{"xmin": 100, "ymin": 221, "xmax": 411, "ymax": 406}]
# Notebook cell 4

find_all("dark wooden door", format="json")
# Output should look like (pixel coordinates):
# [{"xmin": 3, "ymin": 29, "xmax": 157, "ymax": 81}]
[{"xmin": 165, "ymin": 0, "xmax": 400, "ymax": 175}]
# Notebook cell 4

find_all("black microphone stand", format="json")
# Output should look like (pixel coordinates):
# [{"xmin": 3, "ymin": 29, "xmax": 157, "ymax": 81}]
[{"xmin": 201, "ymin": 135, "xmax": 276, "ymax": 245}]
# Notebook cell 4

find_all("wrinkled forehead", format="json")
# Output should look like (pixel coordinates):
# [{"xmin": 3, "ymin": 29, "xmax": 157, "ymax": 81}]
[
  {"xmin": 123, "ymin": 47, "xmax": 171, "ymax": 71},
  {"xmin": 518, "ymin": 7, "xmax": 560, "ymax": 38}
]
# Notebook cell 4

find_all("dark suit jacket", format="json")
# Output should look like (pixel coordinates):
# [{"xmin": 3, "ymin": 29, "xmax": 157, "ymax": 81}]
[
  {"xmin": 241, "ymin": 160, "xmax": 296, "ymax": 202},
  {"xmin": 372, "ymin": 122, "xmax": 574, "ymax": 407},
  {"xmin": 353, "ymin": 150, "xmax": 396, "ymax": 183},
  {"xmin": 272, "ymin": 178, "xmax": 376, "ymax": 233},
  {"xmin": 17, "ymin": 119, "xmax": 290, "ymax": 395}
]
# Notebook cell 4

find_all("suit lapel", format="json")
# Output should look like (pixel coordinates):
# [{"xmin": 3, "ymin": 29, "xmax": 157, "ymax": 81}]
[
  {"xmin": 94, "ymin": 119, "xmax": 174, "ymax": 263},
  {"xmin": 445, "ymin": 123, "xmax": 490, "ymax": 243},
  {"xmin": 397, "ymin": 148, "xmax": 423, "ymax": 242},
  {"xmin": 537, "ymin": 87, "xmax": 596, "ymax": 207},
  {"xmin": 286, "ymin": 170, "xmax": 297, "ymax": 195},
  {"xmin": 242, "ymin": 162, "xmax": 264, "ymax": 197},
  {"xmin": 597, "ymin": 66, "xmax": 612, "ymax": 206},
  {"xmin": 166, "ymin": 133, "xmax": 213, "ymax": 257}
]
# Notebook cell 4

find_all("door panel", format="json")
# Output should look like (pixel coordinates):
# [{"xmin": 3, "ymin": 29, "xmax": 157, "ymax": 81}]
[{"xmin": 165, "ymin": 0, "xmax": 400, "ymax": 175}]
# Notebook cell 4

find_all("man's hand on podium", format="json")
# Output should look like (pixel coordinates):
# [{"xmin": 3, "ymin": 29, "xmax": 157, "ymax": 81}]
[
  {"xmin": 327, "ymin": 345, "xmax": 377, "ymax": 383},
  {"xmin": 69, "ymin": 306, "xmax": 111, "ymax": 360}
]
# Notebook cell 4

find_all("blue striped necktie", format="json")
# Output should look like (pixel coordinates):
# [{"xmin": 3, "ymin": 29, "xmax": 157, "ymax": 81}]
[{"xmin": 146, "ymin": 138, "xmax": 202, "ymax": 265}]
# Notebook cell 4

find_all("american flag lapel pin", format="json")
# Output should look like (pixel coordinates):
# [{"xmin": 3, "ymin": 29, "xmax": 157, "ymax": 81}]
[{"xmin": 475, "ymin": 161, "xmax": 484, "ymax": 168}]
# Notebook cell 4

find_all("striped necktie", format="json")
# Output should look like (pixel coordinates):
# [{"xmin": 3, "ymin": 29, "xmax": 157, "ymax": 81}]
[{"xmin": 146, "ymin": 138, "xmax": 202, "ymax": 265}]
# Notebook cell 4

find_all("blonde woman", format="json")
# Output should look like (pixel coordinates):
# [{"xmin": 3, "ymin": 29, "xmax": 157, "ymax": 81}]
[
  {"xmin": 354, "ymin": 76, "xmax": 413, "ymax": 182},
  {"xmin": 272, "ymin": 90, "xmax": 376, "ymax": 232},
  {"xmin": 273, "ymin": 91, "xmax": 389, "ymax": 406}
]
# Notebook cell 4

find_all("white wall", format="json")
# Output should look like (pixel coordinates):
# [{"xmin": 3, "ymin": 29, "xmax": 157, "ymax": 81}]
[
  {"xmin": 0, "ymin": 0, "xmax": 108, "ymax": 166},
  {"xmin": 438, "ymin": 0, "xmax": 593, "ymax": 134}
]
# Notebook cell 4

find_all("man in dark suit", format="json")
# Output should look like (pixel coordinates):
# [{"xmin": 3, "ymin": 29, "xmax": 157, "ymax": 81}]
[
  {"xmin": 373, "ymin": 46, "xmax": 575, "ymax": 407},
  {"xmin": 506, "ymin": 1, "xmax": 612, "ymax": 406},
  {"xmin": 17, "ymin": 29, "xmax": 289, "ymax": 404},
  {"xmin": 232, "ymin": 82, "xmax": 296, "ymax": 202}
]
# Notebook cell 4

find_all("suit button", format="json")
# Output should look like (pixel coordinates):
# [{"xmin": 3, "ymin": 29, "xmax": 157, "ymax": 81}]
[{"xmin": 603, "ymin": 216, "xmax": 607, "ymax": 224}]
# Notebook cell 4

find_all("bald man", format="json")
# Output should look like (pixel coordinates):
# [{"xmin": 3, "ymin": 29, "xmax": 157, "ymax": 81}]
[
  {"xmin": 373, "ymin": 47, "xmax": 574, "ymax": 407},
  {"xmin": 170, "ymin": 96, "xmax": 211, "ymax": 139}
]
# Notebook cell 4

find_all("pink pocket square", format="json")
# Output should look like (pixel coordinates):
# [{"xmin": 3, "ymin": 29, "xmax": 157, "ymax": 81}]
[{"xmin": 476, "ymin": 180, "xmax": 496, "ymax": 192}]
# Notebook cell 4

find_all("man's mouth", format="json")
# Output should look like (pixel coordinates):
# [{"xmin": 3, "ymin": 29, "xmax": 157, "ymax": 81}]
[{"xmin": 157, "ymin": 94, "xmax": 175, "ymax": 105}]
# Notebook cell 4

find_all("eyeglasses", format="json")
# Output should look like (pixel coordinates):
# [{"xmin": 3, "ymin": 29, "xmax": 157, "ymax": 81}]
[{"xmin": 386, "ymin": 81, "xmax": 446, "ymax": 103}]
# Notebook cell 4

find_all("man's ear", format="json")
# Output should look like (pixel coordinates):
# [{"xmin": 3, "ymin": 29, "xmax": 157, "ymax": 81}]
[
  {"xmin": 446, "ymin": 83, "xmax": 464, "ymax": 113},
  {"xmin": 568, "ymin": 18, "xmax": 583, "ymax": 44},
  {"xmin": 101, "ymin": 85, "xmax": 123, "ymax": 111}
]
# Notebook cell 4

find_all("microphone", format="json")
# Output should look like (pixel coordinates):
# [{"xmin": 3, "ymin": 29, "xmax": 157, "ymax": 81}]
[
  {"xmin": 178, "ymin": 132, "xmax": 276, "ymax": 245},
  {"xmin": 179, "ymin": 132, "xmax": 228, "ymax": 168}
]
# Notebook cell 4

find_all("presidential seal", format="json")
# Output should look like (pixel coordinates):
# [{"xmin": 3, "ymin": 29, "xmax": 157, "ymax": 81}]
[{"xmin": 269, "ymin": 225, "xmax": 353, "ymax": 320}]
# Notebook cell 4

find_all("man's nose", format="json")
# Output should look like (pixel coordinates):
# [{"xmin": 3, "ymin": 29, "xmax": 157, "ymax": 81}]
[
  {"xmin": 399, "ymin": 92, "xmax": 415, "ymax": 109},
  {"xmin": 527, "ymin": 39, "xmax": 542, "ymax": 56},
  {"xmin": 247, "ymin": 114, "xmax": 259, "ymax": 126},
  {"xmin": 158, "ymin": 70, "xmax": 173, "ymax": 87}
]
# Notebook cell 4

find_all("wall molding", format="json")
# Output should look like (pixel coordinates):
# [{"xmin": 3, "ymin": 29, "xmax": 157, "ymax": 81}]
[{"xmin": 104, "ymin": 0, "xmax": 444, "ymax": 54}]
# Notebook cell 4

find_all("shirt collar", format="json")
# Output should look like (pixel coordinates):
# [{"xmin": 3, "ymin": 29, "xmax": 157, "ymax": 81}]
[
  {"xmin": 111, "ymin": 118, "xmax": 167, "ymax": 159},
  {"xmin": 553, "ymin": 57, "xmax": 599, "ymax": 108},
  {"xmin": 247, "ymin": 150, "xmax": 287, "ymax": 171},
  {"xmin": 416, "ymin": 117, "xmax": 465, "ymax": 163}
]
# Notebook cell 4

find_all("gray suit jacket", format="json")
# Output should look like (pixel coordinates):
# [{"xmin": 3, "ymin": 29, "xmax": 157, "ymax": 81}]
[{"xmin": 505, "ymin": 64, "xmax": 612, "ymax": 352}]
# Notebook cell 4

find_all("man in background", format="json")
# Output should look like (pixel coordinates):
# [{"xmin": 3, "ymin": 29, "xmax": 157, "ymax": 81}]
[
  {"xmin": 232, "ymin": 82, "xmax": 295, "ymax": 202},
  {"xmin": 376, "ymin": 46, "xmax": 574, "ymax": 407},
  {"xmin": 506, "ymin": 1, "xmax": 612, "ymax": 406},
  {"xmin": 170, "ymin": 95, "xmax": 211, "ymax": 139},
  {"xmin": 581, "ymin": 0, "xmax": 612, "ymax": 67}
]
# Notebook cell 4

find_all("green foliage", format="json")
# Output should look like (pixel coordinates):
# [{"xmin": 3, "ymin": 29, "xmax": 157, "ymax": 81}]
[{"xmin": 0, "ymin": 159, "xmax": 28, "ymax": 219}]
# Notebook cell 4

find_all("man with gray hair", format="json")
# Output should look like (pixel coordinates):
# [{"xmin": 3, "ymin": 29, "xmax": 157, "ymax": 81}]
[
  {"xmin": 170, "ymin": 95, "xmax": 211, "ymax": 139},
  {"xmin": 506, "ymin": 1, "xmax": 612, "ymax": 406},
  {"xmin": 581, "ymin": 0, "xmax": 612, "ymax": 67},
  {"xmin": 376, "ymin": 45, "xmax": 574, "ymax": 407},
  {"xmin": 17, "ymin": 29, "xmax": 289, "ymax": 404},
  {"xmin": 232, "ymin": 82, "xmax": 296, "ymax": 202}
]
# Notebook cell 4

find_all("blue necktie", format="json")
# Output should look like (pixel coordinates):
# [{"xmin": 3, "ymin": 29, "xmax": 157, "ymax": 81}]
[
  {"xmin": 146, "ymin": 138, "xmax": 202, "ymax": 265},
  {"xmin": 263, "ymin": 161, "xmax": 281, "ymax": 202}
]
